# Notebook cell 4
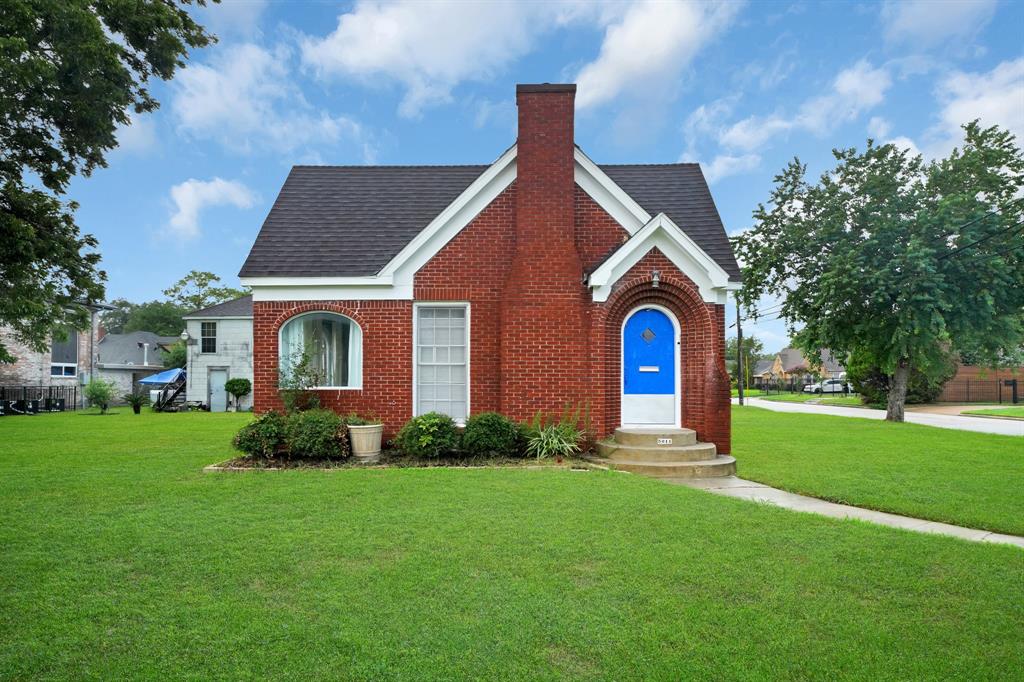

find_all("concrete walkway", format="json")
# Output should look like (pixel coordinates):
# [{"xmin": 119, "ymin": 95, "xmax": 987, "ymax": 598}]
[
  {"xmin": 671, "ymin": 476, "xmax": 1024, "ymax": 548},
  {"xmin": 735, "ymin": 397, "xmax": 1024, "ymax": 436}
]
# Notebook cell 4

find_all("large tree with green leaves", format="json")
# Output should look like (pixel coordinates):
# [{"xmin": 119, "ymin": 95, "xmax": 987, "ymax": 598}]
[
  {"xmin": 0, "ymin": 0, "xmax": 215, "ymax": 363},
  {"xmin": 735, "ymin": 122, "xmax": 1024, "ymax": 421},
  {"xmin": 163, "ymin": 270, "xmax": 248, "ymax": 313}
]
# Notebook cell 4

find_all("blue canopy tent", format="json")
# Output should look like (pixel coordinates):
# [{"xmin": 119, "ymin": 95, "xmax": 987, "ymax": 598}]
[{"xmin": 138, "ymin": 368, "xmax": 185, "ymax": 385}]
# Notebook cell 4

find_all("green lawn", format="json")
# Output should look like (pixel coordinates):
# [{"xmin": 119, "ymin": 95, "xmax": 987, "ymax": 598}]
[
  {"xmin": 2, "ymin": 411, "xmax": 1023, "ymax": 679},
  {"xmin": 730, "ymin": 388, "xmax": 766, "ymax": 397},
  {"xmin": 758, "ymin": 392, "xmax": 865, "ymax": 407},
  {"xmin": 733, "ymin": 406, "xmax": 1024, "ymax": 535},
  {"xmin": 963, "ymin": 406, "xmax": 1024, "ymax": 419}
]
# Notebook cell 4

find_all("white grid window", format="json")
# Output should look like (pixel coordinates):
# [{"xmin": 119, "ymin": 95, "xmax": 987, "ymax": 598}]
[
  {"xmin": 416, "ymin": 306, "xmax": 467, "ymax": 421},
  {"xmin": 201, "ymin": 322, "xmax": 217, "ymax": 354}
]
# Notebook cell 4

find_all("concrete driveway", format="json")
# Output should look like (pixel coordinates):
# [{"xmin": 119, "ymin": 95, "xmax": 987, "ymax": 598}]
[{"xmin": 736, "ymin": 397, "xmax": 1024, "ymax": 437}]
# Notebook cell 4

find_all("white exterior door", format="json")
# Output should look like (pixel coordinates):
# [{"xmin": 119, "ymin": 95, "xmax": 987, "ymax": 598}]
[{"xmin": 208, "ymin": 369, "xmax": 228, "ymax": 412}]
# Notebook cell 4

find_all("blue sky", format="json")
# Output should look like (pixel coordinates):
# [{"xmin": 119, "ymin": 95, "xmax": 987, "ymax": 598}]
[{"xmin": 69, "ymin": 0, "xmax": 1023, "ymax": 351}]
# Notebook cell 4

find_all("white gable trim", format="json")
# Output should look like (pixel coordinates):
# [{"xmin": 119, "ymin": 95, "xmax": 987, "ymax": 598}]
[
  {"xmin": 588, "ymin": 213, "xmax": 737, "ymax": 305},
  {"xmin": 244, "ymin": 145, "xmax": 518, "ymax": 302},
  {"xmin": 573, "ymin": 148, "xmax": 650, "ymax": 234}
]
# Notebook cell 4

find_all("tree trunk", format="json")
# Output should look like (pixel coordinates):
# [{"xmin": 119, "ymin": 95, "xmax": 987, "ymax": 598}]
[{"xmin": 886, "ymin": 359, "xmax": 910, "ymax": 422}]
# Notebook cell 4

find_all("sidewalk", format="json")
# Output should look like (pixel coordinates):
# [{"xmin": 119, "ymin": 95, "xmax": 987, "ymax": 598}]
[
  {"xmin": 734, "ymin": 397, "xmax": 1024, "ymax": 436},
  {"xmin": 671, "ymin": 476, "xmax": 1024, "ymax": 548}
]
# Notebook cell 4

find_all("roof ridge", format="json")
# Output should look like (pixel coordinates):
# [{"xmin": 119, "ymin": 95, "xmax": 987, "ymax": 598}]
[
  {"xmin": 291, "ymin": 164, "xmax": 489, "ymax": 170},
  {"xmin": 599, "ymin": 162, "xmax": 701, "ymax": 168}
]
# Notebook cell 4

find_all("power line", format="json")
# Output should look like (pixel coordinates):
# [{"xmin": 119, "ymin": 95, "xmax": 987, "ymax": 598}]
[{"xmin": 937, "ymin": 218, "xmax": 1024, "ymax": 261}]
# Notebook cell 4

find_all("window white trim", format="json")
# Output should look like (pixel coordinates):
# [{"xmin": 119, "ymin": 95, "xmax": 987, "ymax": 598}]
[
  {"xmin": 50, "ymin": 363, "xmax": 78, "ymax": 377},
  {"xmin": 588, "ymin": 212, "xmax": 735, "ymax": 304},
  {"xmin": 412, "ymin": 302, "xmax": 470, "ymax": 424},
  {"xmin": 200, "ymin": 321, "xmax": 217, "ymax": 354},
  {"xmin": 278, "ymin": 311, "xmax": 363, "ymax": 390}
]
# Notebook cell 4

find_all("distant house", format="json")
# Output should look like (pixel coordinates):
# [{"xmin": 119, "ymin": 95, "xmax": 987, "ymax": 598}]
[
  {"xmin": 182, "ymin": 296, "xmax": 253, "ymax": 412},
  {"xmin": 0, "ymin": 303, "xmax": 108, "ymax": 408},
  {"xmin": 752, "ymin": 347, "xmax": 845, "ymax": 385},
  {"xmin": 94, "ymin": 331, "xmax": 178, "ymax": 399}
]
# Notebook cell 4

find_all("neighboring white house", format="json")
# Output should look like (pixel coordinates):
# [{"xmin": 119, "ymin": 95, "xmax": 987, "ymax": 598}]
[
  {"xmin": 95, "ymin": 331, "xmax": 177, "ymax": 399},
  {"xmin": 181, "ymin": 296, "xmax": 253, "ymax": 412}
]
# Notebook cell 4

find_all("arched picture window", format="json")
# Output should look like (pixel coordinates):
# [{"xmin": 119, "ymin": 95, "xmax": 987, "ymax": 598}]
[{"xmin": 279, "ymin": 313, "xmax": 362, "ymax": 388}]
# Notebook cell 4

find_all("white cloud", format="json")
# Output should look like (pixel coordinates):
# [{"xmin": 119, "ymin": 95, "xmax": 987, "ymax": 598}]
[
  {"xmin": 929, "ymin": 57, "xmax": 1024, "ymax": 153},
  {"xmin": 719, "ymin": 60, "xmax": 893, "ymax": 152},
  {"xmin": 301, "ymin": 1, "xmax": 605, "ymax": 117},
  {"xmin": 867, "ymin": 116, "xmax": 891, "ymax": 140},
  {"xmin": 881, "ymin": 0, "xmax": 996, "ymax": 47},
  {"xmin": 888, "ymin": 135, "xmax": 922, "ymax": 157},
  {"xmin": 172, "ymin": 43, "xmax": 371, "ymax": 158},
  {"xmin": 575, "ymin": 0, "xmax": 741, "ymax": 109},
  {"xmin": 114, "ymin": 112, "xmax": 157, "ymax": 154},
  {"xmin": 167, "ymin": 178, "xmax": 257, "ymax": 240},
  {"xmin": 702, "ymin": 153, "xmax": 761, "ymax": 184}
]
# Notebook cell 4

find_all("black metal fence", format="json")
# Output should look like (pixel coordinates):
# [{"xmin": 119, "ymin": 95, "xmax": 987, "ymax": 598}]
[
  {"xmin": 751, "ymin": 377, "xmax": 832, "ymax": 394},
  {"xmin": 937, "ymin": 379, "xmax": 1019, "ymax": 404},
  {"xmin": 0, "ymin": 385, "xmax": 78, "ymax": 415}
]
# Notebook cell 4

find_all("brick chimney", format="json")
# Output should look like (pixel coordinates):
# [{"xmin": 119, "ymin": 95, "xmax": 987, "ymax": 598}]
[{"xmin": 500, "ymin": 84, "xmax": 588, "ymax": 419}]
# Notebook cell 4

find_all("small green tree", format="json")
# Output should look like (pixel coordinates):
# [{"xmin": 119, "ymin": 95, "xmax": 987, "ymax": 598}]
[
  {"xmin": 278, "ymin": 348, "xmax": 324, "ymax": 413},
  {"xmin": 224, "ymin": 378, "xmax": 252, "ymax": 409},
  {"xmin": 125, "ymin": 301, "xmax": 188, "ymax": 336},
  {"xmin": 84, "ymin": 379, "xmax": 116, "ymax": 414},
  {"xmin": 163, "ymin": 271, "xmax": 248, "ymax": 313},
  {"xmin": 162, "ymin": 341, "xmax": 188, "ymax": 369},
  {"xmin": 735, "ymin": 122, "xmax": 1024, "ymax": 421},
  {"xmin": 726, "ymin": 335, "xmax": 766, "ymax": 387}
]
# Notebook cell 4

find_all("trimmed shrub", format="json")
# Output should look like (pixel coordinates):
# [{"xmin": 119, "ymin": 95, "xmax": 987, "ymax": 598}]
[
  {"xmin": 462, "ymin": 412, "xmax": 521, "ymax": 457},
  {"xmin": 224, "ymin": 378, "xmax": 252, "ymax": 408},
  {"xmin": 233, "ymin": 411, "xmax": 288, "ymax": 458},
  {"xmin": 847, "ymin": 350, "xmax": 956, "ymax": 405},
  {"xmin": 395, "ymin": 412, "xmax": 460, "ymax": 458},
  {"xmin": 287, "ymin": 409, "xmax": 347, "ymax": 459}
]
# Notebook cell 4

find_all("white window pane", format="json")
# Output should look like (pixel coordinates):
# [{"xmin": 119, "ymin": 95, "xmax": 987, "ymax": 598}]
[
  {"xmin": 435, "ymin": 327, "xmax": 449, "ymax": 345},
  {"xmin": 420, "ymin": 326, "xmax": 435, "ymax": 344},
  {"xmin": 419, "ymin": 347, "xmax": 433, "ymax": 363},
  {"xmin": 420, "ymin": 385, "xmax": 435, "ymax": 399},
  {"xmin": 420, "ymin": 400, "xmax": 434, "ymax": 413},
  {"xmin": 437, "ymin": 366, "xmax": 450, "ymax": 383},
  {"xmin": 421, "ymin": 366, "xmax": 435, "ymax": 382},
  {"xmin": 451, "ymin": 308, "xmax": 465, "ymax": 319},
  {"xmin": 420, "ymin": 308, "xmax": 434, "ymax": 319},
  {"xmin": 451, "ymin": 347, "xmax": 465, "ymax": 363},
  {"xmin": 450, "ymin": 402, "xmax": 467, "ymax": 421},
  {"xmin": 436, "ymin": 384, "xmax": 450, "ymax": 400},
  {"xmin": 435, "ymin": 347, "xmax": 449, "ymax": 363},
  {"xmin": 436, "ymin": 308, "xmax": 450, "ymax": 319},
  {"xmin": 451, "ymin": 366, "xmax": 466, "ymax": 383}
]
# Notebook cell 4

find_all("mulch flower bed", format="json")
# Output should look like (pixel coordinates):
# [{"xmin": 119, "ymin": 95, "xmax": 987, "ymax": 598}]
[{"xmin": 206, "ymin": 451, "xmax": 594, "ymax": 472}]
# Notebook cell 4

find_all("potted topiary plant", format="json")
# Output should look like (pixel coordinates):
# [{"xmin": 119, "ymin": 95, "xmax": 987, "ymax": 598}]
[
  {"xmin": 224, "ymin": 378, "xmax": 252, "ymax": 412},
  {"xmin": 122, "ymin": 390, "xmax": 150, "ymax": 415},
  {"xmin": 346, "ymin": 414, "xmax": 384, "ymax": 462}
]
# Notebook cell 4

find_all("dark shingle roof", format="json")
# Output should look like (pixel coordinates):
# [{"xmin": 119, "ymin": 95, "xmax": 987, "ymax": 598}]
[
  {"xmin": 239, "ymin": 160, "xmax": 740, "ymax": 280},
  {"xmin": 601, "ymin": 164, "xmax": 740, "ymax": 279},
  {"xmin": 96, "ymin": 332, "xmax": 178, "ymax": 367},
  {"xmin": 184, "ymin": 295, "xmax": 253, "ymax": 318}
]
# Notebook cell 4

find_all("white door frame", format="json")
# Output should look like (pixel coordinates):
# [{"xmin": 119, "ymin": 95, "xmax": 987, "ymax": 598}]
[
  {"xmin": 620, "ymin": 304, "xmax": 681, "ymax": 428},
  {"xmin": 208, "ymin": 367, "xmax": 229, "ymax": 412}
]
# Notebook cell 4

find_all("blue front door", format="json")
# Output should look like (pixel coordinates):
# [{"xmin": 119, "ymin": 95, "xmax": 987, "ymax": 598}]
[{"xmin": 622, "ymin": 308, "xmax": 677, "ymax": 425}]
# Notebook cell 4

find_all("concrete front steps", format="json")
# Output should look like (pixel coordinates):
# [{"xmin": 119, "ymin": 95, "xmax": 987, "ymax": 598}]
[{"xmin": 586, "ymin": 427, "xmax": 736, "ymax": 479}]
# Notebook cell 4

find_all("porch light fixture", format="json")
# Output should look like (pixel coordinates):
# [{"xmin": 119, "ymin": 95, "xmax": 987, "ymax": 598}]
[
  {"xmin": 180, "ymin": 329, "xmax": 189, "ymax": 341},
  {"xmin": 651, "ymin": 270, "xmax": 660, "ymax": 288}
]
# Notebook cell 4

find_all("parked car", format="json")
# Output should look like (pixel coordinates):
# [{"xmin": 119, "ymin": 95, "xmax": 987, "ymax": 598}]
[{"xmin": 804, "ymin": 379, "xmax": 849, "ymax": 394}]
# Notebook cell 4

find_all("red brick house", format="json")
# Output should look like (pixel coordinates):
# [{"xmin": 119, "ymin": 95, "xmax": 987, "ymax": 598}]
[{"xmin": 240, "ymin": 84, "xmax": 741, "ymax": 455}]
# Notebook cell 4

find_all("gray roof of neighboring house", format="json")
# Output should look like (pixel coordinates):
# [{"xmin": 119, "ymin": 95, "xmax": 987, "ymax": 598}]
[
  {"xmin": 96, "ymin": 331, "xmax": 178, "ymax": 367},
  {"xmin": 776, "ymin": 347, "xmax": 845, "ymax": 374},
  {"xmin": 184, "ymin": 295, "xmax": 253, "ymax": 319},
  {"xmin": 238, "ymin": 162, "xmax": 741, "ymax": 280},
  {"xmin": 752, "ymin": 359, "xmax": 774, "ymax": 376}
]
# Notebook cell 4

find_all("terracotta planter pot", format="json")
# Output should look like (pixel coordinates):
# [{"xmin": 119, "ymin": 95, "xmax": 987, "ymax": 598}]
[{"xmin": 348, "ymin": 424, "xmax": 383, "ymax": 462}]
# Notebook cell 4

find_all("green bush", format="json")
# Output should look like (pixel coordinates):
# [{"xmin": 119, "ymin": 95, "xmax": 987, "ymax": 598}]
[
  {"xmin": 224, "ymin": 378, "xmax": 252, "ymax": 408},
  {"xmin": 233, "ymin": 411, "xmax": 288, "ymax": 458},
  {"xmin": 523, "ymin": 410, "xmax": 585, "ymax": 460},
  {"xmin": 395, "ymin": 412, "xmax": 460, "ymax": 458},
  {"xmin": 286, "ymin": 409, "xmax": 347, "ymax": 459},
  {"xmin": 847, "ymin": 350, "xmax": 956, "ymax": 405},
  {"xmin": 462, "ymin": 412, "xmax": 521, "ymax": 457},
  {"xmin": 84, "ymin": 378, "xmax": 116, "ymax": 414}
]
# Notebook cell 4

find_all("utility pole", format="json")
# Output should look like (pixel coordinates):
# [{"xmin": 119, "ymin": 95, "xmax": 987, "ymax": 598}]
[{"xmin": 736, "ymin": 297, "xmax": 745, "ymax": 406}]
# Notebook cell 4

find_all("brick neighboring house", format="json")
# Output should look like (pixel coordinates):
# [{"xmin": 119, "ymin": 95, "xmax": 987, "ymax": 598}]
[
  {"xmin": 239, "ymin": 84, "xmax": 741, "ymax": 453},
  {"xmin": 0, "ymin": 304, "xmax": 106, "ymax": 407}
]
